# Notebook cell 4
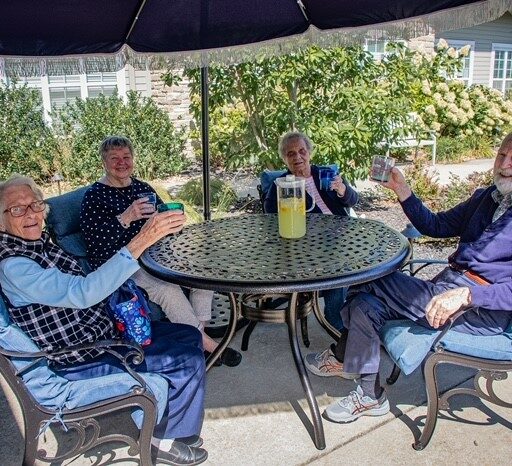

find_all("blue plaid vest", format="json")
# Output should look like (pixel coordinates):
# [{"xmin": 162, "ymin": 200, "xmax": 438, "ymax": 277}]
[{"xmin": 0, "ymin": 232, "xmax": 116, "ymax": 365}]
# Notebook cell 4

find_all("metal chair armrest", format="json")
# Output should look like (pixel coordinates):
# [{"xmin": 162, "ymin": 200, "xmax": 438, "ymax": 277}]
[
  {"xmin": 1, "ymin": 339, "xmax": 148, "ymax": 389},
  {"xmin": 402, "ymin": 259, "xmax": 448, "ymax": 276}
]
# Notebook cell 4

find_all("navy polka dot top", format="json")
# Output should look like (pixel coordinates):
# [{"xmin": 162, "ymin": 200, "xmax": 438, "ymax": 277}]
[{"xmin": 80, "ymin": 177, "xmax": 161, "ymax": 270}]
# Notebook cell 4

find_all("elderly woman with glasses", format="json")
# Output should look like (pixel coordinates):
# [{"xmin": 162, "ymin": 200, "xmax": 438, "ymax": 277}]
[
  {"xmin": 80, "ymin": 135, "xmax": 241, "ymax": 367},
  {"xmin": 263, "ymin": 131, "xmax": 359, "ymax": 331},
  {"xmin": 0, "ymin": 175, "xmax": 208, "ymax": 465}
]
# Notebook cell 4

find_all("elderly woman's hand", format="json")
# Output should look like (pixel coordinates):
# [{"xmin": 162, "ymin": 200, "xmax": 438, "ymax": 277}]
[
  {"xmin": 118, "ymin": 197, "xmax": 156, "ymax": 227},
  {"xmin": 330, "ymin": 175, "xmax": 346, "ymax": 197},
  {"xmin": 126, "ymin": 210, "xmax": 186, "ymax": 259}
]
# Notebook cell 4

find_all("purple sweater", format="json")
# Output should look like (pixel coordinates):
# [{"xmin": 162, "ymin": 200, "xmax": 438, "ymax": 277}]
[{"xmin": 400, "ymin": 186, "xmax": 511, "ymax": 311}]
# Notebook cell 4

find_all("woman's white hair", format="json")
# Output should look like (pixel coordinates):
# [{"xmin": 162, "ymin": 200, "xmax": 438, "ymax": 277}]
[
  {"xmin": 0, "ymin": 174, "xmax": 48, "ymax": 218},
  {"xmin": 278, "ymin": 131, "xmax": 314, "ymax": 161}
]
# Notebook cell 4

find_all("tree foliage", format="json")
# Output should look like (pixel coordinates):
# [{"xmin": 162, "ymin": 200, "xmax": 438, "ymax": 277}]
[{"xmin": 164, "ymin": 42, "xmax": 511, "ymax": 181}]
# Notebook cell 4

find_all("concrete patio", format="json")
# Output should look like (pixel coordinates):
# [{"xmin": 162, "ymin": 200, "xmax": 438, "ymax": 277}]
[{"xmin": 1, "ymin": 312, "xmax": 510, "ymax": 465}]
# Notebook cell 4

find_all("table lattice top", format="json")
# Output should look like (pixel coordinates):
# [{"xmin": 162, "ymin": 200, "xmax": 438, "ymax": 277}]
[{"xmin": 141, "ymin": 214, "xmax": 410, "ymax": 293}]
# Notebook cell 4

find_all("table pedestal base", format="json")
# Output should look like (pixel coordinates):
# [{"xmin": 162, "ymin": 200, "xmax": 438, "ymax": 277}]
[{"xmin": 207, "ymin": 291, "xmax": 344, "ymax": 450}]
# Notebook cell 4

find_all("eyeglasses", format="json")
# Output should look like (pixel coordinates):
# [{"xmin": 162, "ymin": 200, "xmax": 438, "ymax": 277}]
[{"xmin": 3, "ymin": 200, "xmax": 46, "ymax": 217}]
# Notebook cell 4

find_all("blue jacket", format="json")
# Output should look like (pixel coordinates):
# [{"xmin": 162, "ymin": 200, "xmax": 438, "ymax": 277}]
[
  {"xmin": 401, "ymin": 186, "xmax": 512, "ymax": 311},
  {"xmin": 263, "ymin": 165, "xmax": 358, "ymax": 215}
]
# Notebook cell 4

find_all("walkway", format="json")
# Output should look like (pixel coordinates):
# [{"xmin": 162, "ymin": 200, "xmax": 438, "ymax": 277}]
[{"xmin": 0, "ymin": 315, "xmax": 510, "ymax": 465}]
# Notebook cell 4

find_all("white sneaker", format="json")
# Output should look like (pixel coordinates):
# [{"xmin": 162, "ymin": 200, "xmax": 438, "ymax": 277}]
[
  {"xmin": 325, "ymin": 385, "xmax": 390, "ymax": 423},
  {"xmin": 304, "ymin": 348, "xmax": 359, "ymax": 379}
]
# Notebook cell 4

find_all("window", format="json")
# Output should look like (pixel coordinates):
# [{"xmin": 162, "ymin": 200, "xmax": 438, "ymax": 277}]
[
  {"xmin": 1, "ymin": 67, "xmax": 126, "ymax": 121},
  {"xmin": 365, "ymin": 38, "xmax": 389, "ymax": 61},
  {"xmin": 445, "ymin": 40, "xmax": 475, "ymax": 86},
  {"xmin": 491, "ymin": 44, "xmax": 512, "ymax": 93},
  {"xmin": 364, "ymin": 37, "xmax": 406, "ymax": 61}
]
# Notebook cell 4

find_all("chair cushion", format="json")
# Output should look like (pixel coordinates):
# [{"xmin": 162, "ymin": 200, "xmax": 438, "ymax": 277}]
[
  {"xmin": 0, "ymin": 296, "xmax": 167, "ymax": 424},
  {"xmin": 380, "ymin": 319, "xmax": 512, "ymax": 375},
  {"xmin": 260, "ymin": 170, "xmax": 287, "ymax": 198},
  {"xmin": 46, "ymin": 186, "xmax": 90, "ymax": 258}
]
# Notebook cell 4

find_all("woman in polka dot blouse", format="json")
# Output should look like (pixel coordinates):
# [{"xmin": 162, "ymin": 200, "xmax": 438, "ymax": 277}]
[{"xmin": 80, "ymin": 135, "xmax": 242, "ymax": 367}]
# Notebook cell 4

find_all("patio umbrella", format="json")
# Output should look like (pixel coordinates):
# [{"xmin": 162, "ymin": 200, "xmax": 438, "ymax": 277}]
[{"xmin": 1, "ymin": 0, "xmax": 511, "ymax": 218}]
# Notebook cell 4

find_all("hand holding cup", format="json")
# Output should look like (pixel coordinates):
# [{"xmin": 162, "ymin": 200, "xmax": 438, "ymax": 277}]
[{"xmin": 126, "ymin": 210, "xmax": 186, "ymax": 259}]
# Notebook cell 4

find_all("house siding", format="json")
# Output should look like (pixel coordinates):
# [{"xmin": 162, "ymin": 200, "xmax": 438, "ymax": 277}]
[{"xmin": 440, "ymin": 12, "xmax": 512, "ymax": 85}]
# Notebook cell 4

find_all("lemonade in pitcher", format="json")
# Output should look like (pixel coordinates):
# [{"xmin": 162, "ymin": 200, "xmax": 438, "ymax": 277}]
[
  {"xmin": 278, "ymin": 197, "xmax": 306, "ymax": 238},
  {"xmin": 275, "ymin": 175, "xmax": 314, "ymax": 239}
]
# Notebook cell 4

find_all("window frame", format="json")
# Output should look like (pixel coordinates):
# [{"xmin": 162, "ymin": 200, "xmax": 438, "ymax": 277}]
[
  {"xmin": 444, "ymin": 39, "xmax": 475, "ymax": 86},
  {"xmin": 490, "ymin": 43, "xmax": 512, "ymax": 94}
]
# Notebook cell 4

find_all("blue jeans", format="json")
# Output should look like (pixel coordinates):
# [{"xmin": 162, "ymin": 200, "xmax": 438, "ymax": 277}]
[
  {"xmin": 322, "ymin": 287, "xmax": 347, "ymax": 330},
  {"xmin": 56, "ymin": 321, "xmax": 205, "ymax": 439}
]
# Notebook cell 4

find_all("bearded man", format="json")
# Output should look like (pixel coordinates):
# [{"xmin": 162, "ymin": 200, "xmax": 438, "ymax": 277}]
[{"xmin": 305, "ymin": 133, "xmax": 512, "ymax": 424}]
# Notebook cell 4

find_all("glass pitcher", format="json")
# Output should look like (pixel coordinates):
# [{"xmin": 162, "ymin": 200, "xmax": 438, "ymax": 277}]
[{"xmin": 275, "ymin": 175, "xmax": 315, "ymax": 239}]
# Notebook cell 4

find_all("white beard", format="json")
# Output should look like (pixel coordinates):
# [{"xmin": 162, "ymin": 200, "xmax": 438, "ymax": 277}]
[{"xmin": 494, "ymin": 174, "xmax": 512, "ymax": 195}]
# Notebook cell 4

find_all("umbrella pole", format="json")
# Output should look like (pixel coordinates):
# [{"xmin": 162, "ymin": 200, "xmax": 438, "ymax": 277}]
[{"xmin": 201, "ymin": 66, "xmax": 211, "ymax": 221}]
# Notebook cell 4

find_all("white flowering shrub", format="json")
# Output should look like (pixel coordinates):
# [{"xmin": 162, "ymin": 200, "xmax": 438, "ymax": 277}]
[{"xmin": 409, "ymin": 40, "xmax": 512, "ymax": 140}]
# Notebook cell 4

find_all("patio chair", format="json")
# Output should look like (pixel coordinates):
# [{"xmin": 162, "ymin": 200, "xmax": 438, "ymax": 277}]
[
  {"xmin": 0, "ymin": 294, "xmax": 168, "ymax": 465},
  {"xmin": 380, "ymin": 259, "xmax": 512, "ymax": 450}
]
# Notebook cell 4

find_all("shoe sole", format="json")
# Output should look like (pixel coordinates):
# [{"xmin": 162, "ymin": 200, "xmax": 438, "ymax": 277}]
[
  {"xmin": 153, "ymin": 452, "xmax": 208, "ymax": 466},
  {"xmin": 304, "ymin": 362, "xmax": 359, "ymax": 380},
  {"xmin": 152, "ymin": 447, "xmax": 208, "ymax": 466},
  {"xmin": 325, "ymin": 402, "xmax": 390, "ymax": 423}
]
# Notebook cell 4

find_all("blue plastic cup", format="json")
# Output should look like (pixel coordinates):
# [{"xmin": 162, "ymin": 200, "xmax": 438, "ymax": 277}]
[
  {"xmin": 319, "ymin": 168, "xmax": 338, "ymax": 191},
  {"xmin": 138, "ymin": 192, "xmax": 157, "ymax": 207}
]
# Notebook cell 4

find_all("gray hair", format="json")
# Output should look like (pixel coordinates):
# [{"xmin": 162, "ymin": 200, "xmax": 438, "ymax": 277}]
[
  {"xmin": 278, "ymin": 131, "xmax": 314, "ymax": 160},
  {"xmin": 99, "ymin": 135, "xmax": 134, "ymax": 161},
  {"xmin": 0, "ymin": 174, "xmax": 48, "ymax": 219}
]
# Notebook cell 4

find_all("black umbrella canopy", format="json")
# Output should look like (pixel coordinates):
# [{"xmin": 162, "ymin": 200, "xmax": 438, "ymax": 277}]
[{"xmin": 1, "ymin": 0, "xmax": 510, "ymax": 67}]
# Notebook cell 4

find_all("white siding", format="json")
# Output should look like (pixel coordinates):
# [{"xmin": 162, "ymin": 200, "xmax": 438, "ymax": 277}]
[
  {"xmin": 134, "ymin": 70, "xmax": 152, "ymax": 96},
  {"xmin": 439, "ymin": 12, "xmax": 512, "ymax": 85}
]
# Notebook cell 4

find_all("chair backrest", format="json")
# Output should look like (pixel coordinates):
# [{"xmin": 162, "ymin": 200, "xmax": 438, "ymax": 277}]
[{"xmin": 46, "ymin": 186, "xmax": 90, "ymax": 272}]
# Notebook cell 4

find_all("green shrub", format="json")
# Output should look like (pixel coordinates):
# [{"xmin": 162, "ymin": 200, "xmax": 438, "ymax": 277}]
[
  {"xmin": 440, "ymin": 169, "xmax": 493, "ymax": 210},
  {"xmin": 177, "ymin": 177, "xmax": 237, "ymax": 210},
  {"xmin": 435, "ymin": 135, "xmax": 494, "ymax": 163},
  {"xmin": 403, "ymin": 157, "xmax": 442, "ymax": 208},
  {"xmin": 53, "ymin": 91, "xmax": 188, "ymax": 184},
  {"xmin": 0, "ymin": 82, "xmax": 59, "ymax": 181}
]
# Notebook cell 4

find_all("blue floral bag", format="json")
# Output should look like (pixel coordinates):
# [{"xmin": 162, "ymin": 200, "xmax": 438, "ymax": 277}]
[{"xmin": 108, "ymin": 279, "xmax": 152, "ymax": 346}]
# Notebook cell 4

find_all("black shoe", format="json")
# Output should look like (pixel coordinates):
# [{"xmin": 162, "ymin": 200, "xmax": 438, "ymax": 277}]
[
  {"xmin": 175, "ymin": 435, "xmax": 203, "ymax": 448},
  {"xmin": 151, "ymin": 441, "xmax": 207, "ymax": 465},
  {"xmin": 220, "ymin": 347, "xmax": 242, "ymax": 367},
  {"xmin": 204, "ymin": 347, "xmax": 242, "ymax": 367},
  {"xmin": 204, "ymin": 350, "xmax": 222, "ymax": 366}
]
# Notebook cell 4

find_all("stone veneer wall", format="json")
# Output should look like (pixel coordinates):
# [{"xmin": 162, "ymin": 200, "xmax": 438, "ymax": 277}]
[{"xmin": 150, "ymin": 69, "xmax": 195, "ymax": 158}]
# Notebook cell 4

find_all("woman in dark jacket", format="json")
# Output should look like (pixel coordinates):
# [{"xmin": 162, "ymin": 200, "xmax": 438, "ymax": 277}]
[
  {"xmin": 263, "ymin": 131, "xmax": 359, "ymax": 330},
  {"xmin": 263, "ymin": 131, "xmax": 358, "ymax": 215}
]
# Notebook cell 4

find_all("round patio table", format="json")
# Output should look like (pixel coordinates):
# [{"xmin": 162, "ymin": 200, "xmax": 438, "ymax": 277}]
[{"xmin": 141, "ymin": 214, "xmax": 410, "ymax": 449}]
